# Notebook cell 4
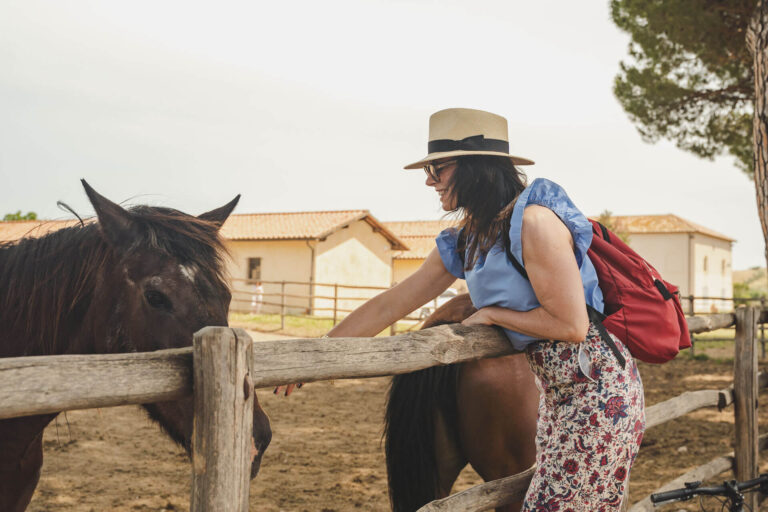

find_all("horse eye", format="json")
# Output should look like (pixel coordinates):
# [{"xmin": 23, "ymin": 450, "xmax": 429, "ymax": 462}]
[{"xmin": 144, "ymin": 290, "xmax": 173, "ymax": 312}]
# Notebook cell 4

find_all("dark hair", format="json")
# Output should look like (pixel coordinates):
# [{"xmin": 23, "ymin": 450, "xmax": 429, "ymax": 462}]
[{"xmin": 445, "ymin": 155, "xmax": 527, "ymax": 269}]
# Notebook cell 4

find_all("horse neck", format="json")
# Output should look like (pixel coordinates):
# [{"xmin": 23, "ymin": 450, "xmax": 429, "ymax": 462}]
[{"xmin": 0, "ymin": 225, "xmax": 116, "ymax": 357}]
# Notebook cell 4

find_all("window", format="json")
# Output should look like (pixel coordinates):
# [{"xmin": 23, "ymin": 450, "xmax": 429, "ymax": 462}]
[
  {"xmin": 722, "ymin": 259, "xmax": 727, "ymax": 276},
  {"xmin": 703, "ymin": 256, "xmax": 708, "ymax": 272},
  {"xmin": 247, "ymin": 258, "xmax": 261, "ymax": 280}
]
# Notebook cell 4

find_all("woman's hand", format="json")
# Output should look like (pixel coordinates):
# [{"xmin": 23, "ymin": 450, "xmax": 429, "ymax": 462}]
[
  {"xmin": 274, "ymin": 383, "xmax": 302, "ymax": 396},
  {"xmin": 461, "ymin": 307, "xmax": 498, "ymax": 326}
]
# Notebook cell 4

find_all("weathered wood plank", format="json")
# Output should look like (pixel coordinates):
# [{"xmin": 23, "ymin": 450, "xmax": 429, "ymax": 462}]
[
  {"xmin": 249, "ymin": 323, "xmax": 519, "ymax": 388},
  {"xmin": 191, "ymin": 327, "xmax": 254, "ymax": 512},
  {"xmin": 0, "ymin": 348, "xmax": 192, "ymax": 420},
  {"xmin": 0, "ymin": 325, "xmax": 515, "ymax": 418},
  {"xmin": 685, "ymin": 313, "xmax": 735, "ymax": 333},
  {"xmin": 734, "ymin": 307, "xmax": 759, "ymax": 510},
  {"xmin": 645, "ymin": 389, "xmax": 722, "ymax": 429},
  {"xmin": 417, "ymin": 466, "xmax": 535, "ymax": 512}
]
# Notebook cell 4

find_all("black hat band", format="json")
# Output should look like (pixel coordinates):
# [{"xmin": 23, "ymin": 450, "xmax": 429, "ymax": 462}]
[{"xmin": 428, "ymin": 134, "xmax": 509, "ymax": 154}]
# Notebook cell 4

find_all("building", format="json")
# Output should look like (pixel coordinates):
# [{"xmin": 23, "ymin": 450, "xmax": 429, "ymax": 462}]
[
  {"xmin": 383, "ymin": 219, "xmax": 466, "ymax": 292},
  {"xmin": 220, "ymin": 210, "xmax": 406, "ymax": 315},
  {"xmin": 605, "ymin": 214, "xmax": 734, "ymax": 312}
]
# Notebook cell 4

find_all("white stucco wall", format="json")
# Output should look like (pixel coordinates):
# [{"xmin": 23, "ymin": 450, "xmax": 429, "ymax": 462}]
[
  {"xmin": 313, "ymin": 220, "xmax": 393, "ymax": 316},
  {"xmin": 624, "ymin": 232, "xmax": 733, "ymax": 313},
  {"xmin": 225, "ymin": 240, "xmax": 313, "ymax": 314},
  {"xmin": 691, "ymin": 234, "xmax": 733, "ymax": 312},
  {"xmin": 623, "ymin": 233, "xmax": 690, "ymax": 295},
  {"xmin": 393, "ymin": 259, "xmax": 422, "ymax": 286}
]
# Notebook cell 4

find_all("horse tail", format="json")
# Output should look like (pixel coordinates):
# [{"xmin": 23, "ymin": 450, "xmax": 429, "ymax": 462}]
[{"xmin": 384, "ymin": 364, "xmax": 461, "ymax": 512}]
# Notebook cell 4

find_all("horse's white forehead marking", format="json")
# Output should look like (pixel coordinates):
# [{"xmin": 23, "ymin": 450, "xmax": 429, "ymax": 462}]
[{"xmin": 179, "ymin": 264, "xmax": 197, "ymax": 283}]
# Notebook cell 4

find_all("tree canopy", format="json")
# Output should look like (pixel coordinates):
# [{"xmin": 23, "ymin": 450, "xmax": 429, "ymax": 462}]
[
  {"xmin": 3, "ymin": 211, "xmax": 37, "ymax": 221},
  {"xmin": 611, "ymin": 0, "xmax": 756, "ymax": 175}
]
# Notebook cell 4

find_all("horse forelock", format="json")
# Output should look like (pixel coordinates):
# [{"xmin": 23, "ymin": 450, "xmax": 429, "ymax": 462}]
[{"xmin": 127, "ymin": 206, "xmax": 230, "ymax": 292}]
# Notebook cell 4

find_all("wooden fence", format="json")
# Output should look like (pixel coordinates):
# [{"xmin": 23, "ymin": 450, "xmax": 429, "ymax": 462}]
[
  {"xmin": 0, "ymin": 308, "xmax": 764, "ymax": 510},
  {"xmin": 229, "ymin": 277, "xmax": 435, "ymax": 328},
  {"xmin": 231, "ymin": 277, "xmax": 756, "ymax": 331}
]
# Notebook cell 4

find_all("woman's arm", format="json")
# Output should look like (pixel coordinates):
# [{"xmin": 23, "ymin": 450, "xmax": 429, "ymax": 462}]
[
  {"xmin": 275, "ymin": 247, "xmax": 457, "ymax": 395},
  {"xmin": 327, "ymin": 247, "xmax": 458, "ymax": 338},
  {"xmin": 462, "ymin": 205, "xmax": 589, "ymax": 342}
]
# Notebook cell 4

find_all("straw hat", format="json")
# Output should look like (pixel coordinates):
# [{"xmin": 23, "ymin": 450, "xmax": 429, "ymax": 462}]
[{"xmin": 403, "ymin": 108, "xmax": 534, "ymax": 169}]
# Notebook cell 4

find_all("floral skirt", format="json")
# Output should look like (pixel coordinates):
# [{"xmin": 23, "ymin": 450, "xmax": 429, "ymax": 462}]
[{"xmin": 522, "ymin": 323, "xmax": 645, "ymax": 511}]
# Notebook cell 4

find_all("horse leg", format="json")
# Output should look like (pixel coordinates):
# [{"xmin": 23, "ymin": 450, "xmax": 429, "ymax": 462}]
[
  {"xmin": 0, "ymin": 414, "xmax": 57, "ymax": 512},
  {"xmin": 456, "ymin": 354, "xmax": 540, "ymax": 512}
]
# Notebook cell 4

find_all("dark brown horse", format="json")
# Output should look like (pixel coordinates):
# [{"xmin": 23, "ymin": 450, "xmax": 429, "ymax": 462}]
[
  {"xmin": 0, "ymin": 181, "xmax": 272, "ymax": 512},
  {"xmin": 384, "ymin": 293, "xmax": 540, "ymax": 512}
]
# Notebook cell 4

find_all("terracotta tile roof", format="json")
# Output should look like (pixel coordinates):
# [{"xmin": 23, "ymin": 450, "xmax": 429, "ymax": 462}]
[
  {"xmin": 594, "ymin": 214, "xmax": 734, "ymax": 242},
  {"xmin": 0, "ymin": 219, "xmax": 86, "ymax": 243},
  {"xmin": 384, "ymin": 220, "xmax": 460, "ymax": 260},
  {"xmin": 383, "ymin": 220, "xmax": 460, "ymax": 237},
  {"xmin": 221, "ymin": 210, "xmax": 407, "ymax": 249}
]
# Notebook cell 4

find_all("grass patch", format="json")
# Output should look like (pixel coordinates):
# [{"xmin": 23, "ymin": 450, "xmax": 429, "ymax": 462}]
[
  {"xmin": 691, "ymin": 328, "xmax": 735, "ymax": 341},
  {"xmin": 229, "ymin": 312, "xmax": 422, "ymax": 338},
  {"xmin": 229, "ymin": 312, "xmax": 334, "ymax": 338}
]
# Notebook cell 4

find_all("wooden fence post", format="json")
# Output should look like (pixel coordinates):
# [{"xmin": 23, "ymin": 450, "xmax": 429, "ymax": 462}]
[
  {"xmin": 333, "ymin": 283, "xmax": 338, "ymax": 326},
  {"xmin": 191, "ymin": 327, "xmax": 255, "ymax": 512},
  {"xmin": 733, "ymin": 306, "xmax": 758, "ymax": 511},
  {"xmin": 280, "ymin": 281, "xmax": 286, "ymax": 330}
]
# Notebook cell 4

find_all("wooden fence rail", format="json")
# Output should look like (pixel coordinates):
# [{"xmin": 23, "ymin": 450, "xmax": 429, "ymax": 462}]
[{"xmin": 0, "ymin": 324, "xmax": 513, "ymax": 421}]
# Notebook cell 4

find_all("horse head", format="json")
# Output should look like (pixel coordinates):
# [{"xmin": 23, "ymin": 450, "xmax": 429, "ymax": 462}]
[{"xmin": 81, "ymin": 180, "xmax": 271, "ymax": 477}]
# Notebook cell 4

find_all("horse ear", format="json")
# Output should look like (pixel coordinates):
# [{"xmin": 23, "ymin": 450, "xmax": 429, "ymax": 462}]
[
  {"xmin": 81, "ymin": 179, "xmax": 137, "ymax": 250},
  {"xmin": 198, "ymin": 195, "xmax": 240, "ymax": 229}
]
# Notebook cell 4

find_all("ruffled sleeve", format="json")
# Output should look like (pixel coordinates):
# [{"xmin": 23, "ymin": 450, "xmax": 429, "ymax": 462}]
[
  {"xmin": 508, "ymin": 178, "xmax": 594, "ymax": 268},
  {"xmin": 435, "ymin": 227, "xmax": 466, "ymax": 279}
]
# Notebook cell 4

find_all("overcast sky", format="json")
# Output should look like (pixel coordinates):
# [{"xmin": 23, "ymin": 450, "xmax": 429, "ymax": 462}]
[{"xmin": 0, "ymin": 0, "xmax": 762, "ymax": 270}]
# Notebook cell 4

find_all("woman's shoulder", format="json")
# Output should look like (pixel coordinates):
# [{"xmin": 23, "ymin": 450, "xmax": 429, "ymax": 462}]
[
  {"xmin": 437, "ymin": 225, "xmax": 461, "ymax": 241},
  {"xmin": 524, "ymin": 178, "xmax": 572, "ymax": 204}
]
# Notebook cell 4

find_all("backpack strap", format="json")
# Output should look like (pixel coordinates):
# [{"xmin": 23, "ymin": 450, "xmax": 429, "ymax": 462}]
[
  {"xmin": 503, "ymin": 241, "xmax": 626, "ymax": 368},
  {"xmin": 593, "ymin": 220, "xmax": 611, "ymax": 242},
  {"xmin": 586, "ymin": 305, "xmax": 626, "ymax": 368}
]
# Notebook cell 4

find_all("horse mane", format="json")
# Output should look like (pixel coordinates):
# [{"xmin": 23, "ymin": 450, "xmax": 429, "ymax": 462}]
[{"xmin": 0, "ymin": 207, "xmax": 228, "ymax": 356}]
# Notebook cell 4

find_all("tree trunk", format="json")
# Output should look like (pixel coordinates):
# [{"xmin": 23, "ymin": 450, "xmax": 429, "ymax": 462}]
[{"xmin": 748, "ymin": 1, "xmax": 768, "ymax": 271}]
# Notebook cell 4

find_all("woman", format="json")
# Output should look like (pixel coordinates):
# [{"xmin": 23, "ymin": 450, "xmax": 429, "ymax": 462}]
[{"xmin": 280, "ymin": 108, "xmax": 645, "ymax": 510}]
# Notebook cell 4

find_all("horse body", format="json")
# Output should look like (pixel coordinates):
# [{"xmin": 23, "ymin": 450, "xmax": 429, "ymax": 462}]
[
  {"xmin": 0, "ymin": 181, "xmax": 271, "ymax": 511},
  {"xmin": 385, "ymin": 294, "xmax": 539, "ymax": 512}
]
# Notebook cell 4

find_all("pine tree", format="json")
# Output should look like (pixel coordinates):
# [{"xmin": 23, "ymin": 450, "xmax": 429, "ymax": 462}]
[{"xmin": 611, "ymin": 0, "xmax": 768, "ymax": 272}]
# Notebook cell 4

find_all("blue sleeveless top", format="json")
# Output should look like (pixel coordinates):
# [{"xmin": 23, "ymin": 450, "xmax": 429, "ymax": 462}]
[{"xmin": 435, "ymin": 178, "xmax": 604, "ymax": 350}]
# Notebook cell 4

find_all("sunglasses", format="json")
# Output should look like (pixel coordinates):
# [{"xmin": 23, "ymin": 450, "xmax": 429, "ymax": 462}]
[{"xmin": 423, "ymin": 160, "xmax": 457, "ymax": 183}]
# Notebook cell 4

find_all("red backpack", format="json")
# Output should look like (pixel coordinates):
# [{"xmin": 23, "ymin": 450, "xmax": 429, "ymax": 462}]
[
  {"xmin": 587, "ymin": 220, "xmax": 691, "ymax": 364},
  {"xmin": 505, "ymin": 220, "xmax": 691, "ymax": 365}
]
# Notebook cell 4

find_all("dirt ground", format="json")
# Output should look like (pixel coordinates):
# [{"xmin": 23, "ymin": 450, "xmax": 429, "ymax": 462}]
[{"xmin": 26, "ymin": 334, "xmax": 768, "ymax": 511}]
